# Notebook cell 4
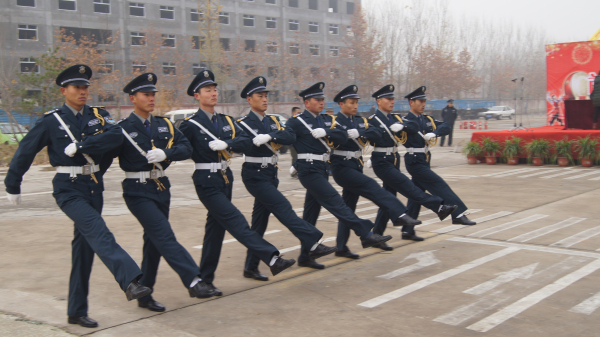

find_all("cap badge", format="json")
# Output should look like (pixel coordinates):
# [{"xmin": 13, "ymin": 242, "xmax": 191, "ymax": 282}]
[
  {"xmin": 203, "ymin": 70, "xmax": 208, "ymax": 77},
  {"xmin": 319, "ymin": 84, "xmax": 323, "ymax": 90},
  {"xmin": 353, "ymin": 86, "xmax": 357, "ymax": 92},
  {"xmin": 79, "ymin": 66, "xmax": 85, "ymax": 74},
  {"xmin": 148, "ymin": 74, "xmax": 153, "ymax": 81},
  {"xmin": 259, "ymin": 77, "xmax": 263, "ymax": 84},
  {"xmin": 390, "ymin": 85, "xmax": 393, "ymax": 90}
]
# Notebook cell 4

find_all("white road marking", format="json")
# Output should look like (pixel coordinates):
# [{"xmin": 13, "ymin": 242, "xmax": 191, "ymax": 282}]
[
  {"xmin": 318, "ymin": 205, "xmax": 379, "ymax": 220},
  {"xmin": 278, "ymin": 236, "xmax": 336, "ymax": 254},
  {"xmin": 192, "ymin": 230, "xmax": 282, "ymax": 249},
  {"xmin": 481, "ymin": 168, "xmax": 534, "ymax": 177},
  {"xmin": 468, "ymin": 214, "xmax": 548, "ymax": 238},
  {"xmin": 431, "ymin": 211, "xmax": 514, "ymax": 234},
  {"xmin": 539, "ymin": 169, "xmax": 579, "ymax": 179},
  {"xmin": 564, "ymin": 171, "xmax": 600, "ymax": 180},
  {"xmin": 507, "ymin": 217, "xmax": 586, "ymax": 243},
  {"xmin": 0, "ymin": 191, "xmax": 54, "ymax": 199},
  {"xmin": 463, "ymin": 263, "xmax": 538, "ymax": 295},
  {"xmin": 569, "ymin": 292, "xmax": 600, "ymax": 315},
  {"xmin": 377, "ymin": 250, "xmax": 440, "ymax": 280},
  {"xmin": 467, "ymin": 259, "xmax": 600, "ymax": 332},
  {"xmin": 518, "ymin": 169, "xmax": 562, "ymax": 178},
  {"xmin": 551, "ymin": 225, "xmax": 600, "ymax": 248},
  {"xmin": 358, "ymin": 247, "xmax": 520, "ymax": 308},
  {"xmin": 589, "ymin": 175, "xmax": 600, "ymax": 181},
  {"xmin": 493, "ymin": 168, "xmax": 540, "ymax": 177},
  {"xmin": 434, "ymin": 290, "xmax": 512, "ymax": 326},
  {"xmin": 416, "ymin": 209, "xmax": 482, "ymax": 228}
]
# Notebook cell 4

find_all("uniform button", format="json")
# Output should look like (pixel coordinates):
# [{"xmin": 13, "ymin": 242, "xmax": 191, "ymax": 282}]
[
  {"xmin": 257, "ymin": 169, "xmax": 260, "ymax": 172},
  {"xmin": 65, "ymin": 135, "xmax": 68, "ymax": 137},
  {"xmin": 208, "ymin": 175, "xmax": 211, "ymax": 178},
  {"xmin": 81, "ymin": 133, "xmax": 85, "ymax": 136},
  {"xmin": 91, "ymin": 190, "xmax": 94, "ymax": 194}
]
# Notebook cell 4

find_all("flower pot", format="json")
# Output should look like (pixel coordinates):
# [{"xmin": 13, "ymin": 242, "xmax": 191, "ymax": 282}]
[
  {"xmin": 557, "ymin": 157, "xmax": 569, "ymax": 167},
  {"xmin": 581, "ymin": 158, "xmax": 593, "ymax": 167},
  {"xmin": 467, "ymin": 156, "xmax": 478, "ymax": 164},
  {"xmin": 532, "ymin": 157, "xmax": 544, "ymax": 166},
  {"xmin": 507, "ymin": 157, "xmax": 518, "ymax": 165},
  {"xmin": 485, "ymin": 156, "xmax": 497, "ymax": 165}
]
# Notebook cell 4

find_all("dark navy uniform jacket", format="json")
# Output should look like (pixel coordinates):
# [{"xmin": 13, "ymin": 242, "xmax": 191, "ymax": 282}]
[
  {"xmin": 103, "ymin": 112, "xmax": 192, "ymax": 196},
  {"xmin": 402, "ymin": 112, "xmax": 450, "ymax": 164},
  {"xmin": 5, "ymin": 104, "xmax": 122, "ymax": 195},
  {"xmin": 441, "ymin": 106, "xmax": 458, "ymax": 124},
  {"xmin": 178, "ymin": 109, "xmax": 250, "ymax": 186},
  {"xmin": 331, "ymin": 112, "xmax": 380, "ymax": 170},
  {"xmin": 365, "ymin": 110, "xmax": 416, "ymax": 166},
  {"xmin": 285, "ymin": 110, "xmax": 347, "ymax": 172},
  {"xmin": 237, "ymin": 112, "xmax": 295, "ymax": 181}
]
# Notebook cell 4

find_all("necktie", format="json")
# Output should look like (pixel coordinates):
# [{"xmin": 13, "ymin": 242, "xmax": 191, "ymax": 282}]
[
  {"xmin": 315, "ymin": 115, "xmax": 321, "ymax": 127},
  {"xmin": 388, "ymin": 113, "xmax": 394, "ymax": 126},
  {"xmin": 76, "ymin": 112, "xmax": 82, "ymax": 127},
  {"xmin": 144, "ymin": 120, "xmax": 150, "ymax": 135},
  {"xmin": 263, "ymin": 117, "xmax": 269, "ymax": 130},
  {"xmin": 418, "ymin": 115, "xmax": 424, "ymax": 130},
  {"xmin": 350, "ymin": 116, "xmax": 355, "ymax": 127},
  {"xmin": 212, "ymin": 114, "xmax": 219, "ymax": 136}
]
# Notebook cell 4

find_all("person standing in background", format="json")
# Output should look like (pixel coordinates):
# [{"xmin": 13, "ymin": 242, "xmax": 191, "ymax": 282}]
[{"xmin": 440, "ymin": 99, "xmax": 457, "ymax": 147}]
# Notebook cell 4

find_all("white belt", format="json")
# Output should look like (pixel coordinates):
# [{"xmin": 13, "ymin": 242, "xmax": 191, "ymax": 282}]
[
  {"xmin": 373, "ymin": 147, "xmax": 398, "ymax": 155},
  {"xmin": 125, "ymin": 170, "xmax": 165, "ymax": 180},
  {"xmin": 406, "ymin": 147, "xmax": 429, "ymax": 154},
  {"xmin": 297, "ymin": 153, "xmax": 330, "ymax": 162},
  {"xmin": 332, "ymin": 149, "xmax": 362, "ymax": 160},
  {"xmin": 56, "ymin": 164, "xmax": 100, "ymax": 178},
  {"xmin": 244, "ymin": 155, "xmax": 278, "ymax": 167},
  {"xmin": 195, "ymin": 161, "xmax": 229, "ymax": 172}
]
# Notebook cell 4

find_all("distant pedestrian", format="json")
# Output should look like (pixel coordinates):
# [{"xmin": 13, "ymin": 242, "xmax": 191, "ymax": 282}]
[{"xmin": 440, "ymin": 99, "xmax": 457, "ymax": 146}]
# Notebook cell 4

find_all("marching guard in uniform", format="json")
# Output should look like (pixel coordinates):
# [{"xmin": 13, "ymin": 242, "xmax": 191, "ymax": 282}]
[
  {"xmin": 330, "ymin": 85, "xmax": 422, "ymax": 256},
  {"xmin": 286, "ymin": 82, "xmax": 392, "ymax": 269},
  {"xmin": 4, "ymin": 65, "xmax": 151, "ymax": 328},
  {"xmin": 401, "ymin": 86, "xmax": 476, "ymax": 226},
  {"xmin": 178, "ymin": 71, "xmax": 296, "ymax": 293},
  {"xmin": 368, "ymin": 85, "xmax": 457, "ymax": 242},
  {"xmin": 103, "ymin": 73, "xmax": 213, "ymax": 310},
  {"xmin": 236, "ymin": 77, "xmax": 337, "ymax": 279}
]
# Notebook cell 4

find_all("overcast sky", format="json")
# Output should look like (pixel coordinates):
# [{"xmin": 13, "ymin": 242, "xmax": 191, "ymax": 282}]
[{"xmin": 363, "ymin": 0, "xmax": 600, "ymax": 44}]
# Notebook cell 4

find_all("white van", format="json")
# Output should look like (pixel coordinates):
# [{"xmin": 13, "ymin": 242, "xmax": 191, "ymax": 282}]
[{"xmin": 163, "ymin": 109, "xmax": 197, "ymax": 123}]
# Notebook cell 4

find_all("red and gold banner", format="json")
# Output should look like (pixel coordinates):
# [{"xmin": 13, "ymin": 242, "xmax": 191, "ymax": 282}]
[{"xmin": 545, "ymin": 40, "xmax": 600, "ymax": 126}]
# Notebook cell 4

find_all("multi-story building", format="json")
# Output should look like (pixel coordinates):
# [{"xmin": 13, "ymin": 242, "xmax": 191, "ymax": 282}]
[{"xmin": 1, "ymin": 0, "xmax": 358, "ymax": 107}]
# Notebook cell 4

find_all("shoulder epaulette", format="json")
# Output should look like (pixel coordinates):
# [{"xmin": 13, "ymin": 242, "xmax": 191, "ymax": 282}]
[
  {"xmin": 44, "ymin": 108, "xmax": 60, "ymax": 115},
  {"xmin": 237, "ymin": 115, "xmax": 248, "ymax": 122},
  {"xmin": 369, "ymin": 113, "xmax": 376, "ymax": 119},
  {"xmin": 184, "ymin": 113, "xmax": 196, "ymax": 120},
  {"xmin": 116, "ymin": 117, "xmax": 126, "ymax": 124},
  {"xmin": 89, "ymin": 106, "xmax": 106, "ymax": 110}
]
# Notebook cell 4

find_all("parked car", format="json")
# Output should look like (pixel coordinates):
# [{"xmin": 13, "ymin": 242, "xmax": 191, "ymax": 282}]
[
  {"xmin": 478, "ymin": 106, "xmax": 515, "ymax": 120},
  {"xmin": 0, "ymin": 123, "xmax": 27, "ymax": 144},
  {"xmin": 163, "ymin": 109, "xmax": 197, "ymax": 128}
]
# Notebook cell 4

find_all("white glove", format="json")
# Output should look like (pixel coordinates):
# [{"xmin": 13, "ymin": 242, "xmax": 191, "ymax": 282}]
[
  {"xmin": 311, "ymin": 128, "xmax": 327, "ymax": 138},
  {"xmin": 253, "ymin": 134, "xmax": 272, "ymax": 146},
  {"xmin": 146, "ymin": 148, "xmax": 167, "ymax": 163},
  {"xmin": 209, "ymin": 139, "xmax": 228, "ymax": 151},
  {"xmin": 390, "ymin": 124, "xmax": 404, "ymax": 132},
  {"xmin": 347, "ymin": 129, "xmax": 359, "ymax": 139},
  {"xmin": 290, "ymin": 166, "xmax": 297, "ymax": 175},
  {"xmin": 64, "ymin": 143, "xmax": 77, "ymax": 157},
  {"xmin": 424, "ymin": 132, "xmax": 437, "ymax": 141},
  {"xmin": 7, "ymin": 193, "xmax": 21, "ymax": 205},
  {"xmin": 366, "ymin": 159, "xmax": 372, "ymax": 168}
]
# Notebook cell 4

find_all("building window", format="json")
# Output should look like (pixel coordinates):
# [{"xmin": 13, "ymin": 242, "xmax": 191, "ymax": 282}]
[
  {"xmin": 220, "ymin": 38, "xmax": 230, "ymax": 51},
  {"xmin": 310, "ymin": 67, "xmax": 319, "ymax": 77},
  {"xmin": 266, "ymin": 0, "xmax": 276, "ymax": 4},
  {"xmin": 131, "ymin": 32, "xmax": 145, "ymax": 45},
  {"xmin": 98, "ymin": 94, "xmax": 115, "ymax": 102},
  {"xmin": 266, "ymin": 17, "xmax": 276, "ymax": 29},
  {"xmin": 17, "ymin": 0, "xmax": 35, "ymax": 7},
  {"xmin": 328, "ymin": 0, "xmax": 337, "ymax": 13},
  {"xmin": 243, "ymin": 15, "xmax": 255, "ymax": 27},
  {"xmin": 191, "ymin": 36, "xmax": 204, "ymax": 49},
  {"xmin": 245, "ymin": 65, "xmax": 256, "ymax": 76},
  {"xmin": 60, "ymin": 26, "xmax": 112, "ymax": 44},
  {"xmin": 329, "ymin": 24, "xmax": 339, "ymax": 35},
  {"xmin": 291, "ymin": 68, "xmax": 300, "ymax": 78},
  {"xmin": 160, "ymin": 6, "xmax": 174, "ymax": 19},
  {"xmin": 162, "ymin": 62, "xmax": 176, "ymax": 75},
  {"xmin": 288, "ymin": 19, "xmax": 299, "ymax": 31},
  {"xmin": 132, "ymin": 62, "xmax": 147, "ymax": 73},
  {"xmin": 266, "ymin": 41, "xmax": 277, "ymax": 53},
  {"xmin": 309, "ymin": 44, "xmax": 320, "ymax": 56},
  {"xmin": 219, "ymin": 12, "xmax": 229, "ymax": 24},
  {"xmin": 244, "ymin": 0, "xmax": 254, "ymax": 2},
  {"xmin": 346, "ymin": 26, "xmax": 353, "ymax": 36},
  {"xmin": 347, "ymin": 1, "xmax": 354, "ymax": 14},
  {"xmin": 162, "ymin": 34, "xmax": 175, "ymax": 48},
  {"xmin": 309, "ymin": 22, "xmax": 319, "ymax": 33},
  {"xmin": 330, "ymin": 68, "xmax": 340, "ymax": 79},
  {"xmin": 129, "ymin": 2, "xmax": 144, "ymax": 17},
  {"xmin": 288, "ymin": 0, "xmax": 298, "ymax": 8},
  {"xmin": 268, "ymin": 66, "xmax": 279, "ymax": 78},
  {"xmin": 97, "ymin": 62, "xmax": 114, "ymax": 74},
  {"xmin": 329, "ymin": 46, "xmax": 339, "ymax": 57},
  {"xmin": 245, "ymin": 39, "xmax": 256, "ymax": 52},
  {"xmin": 270, "ymin": 90, "xmax": 280, "ymax": 102},
  {"xmin": 309, "ymin": 0, "xmax": 318, "ymax": 10},
  {"xmin": 58, "ymin": 0, "xmax": 76, "ymax": 11},
  {"xmin": 190, "ymin": 8, "xmax": 203, "ymax": 22},
  {"xmin": 18, "ymin": 24, "xmax": 37, "ymax": 40},
  {"xmin": 192, "ymin": 62, "xmax": 208, "ymax": 75},
  {"xmin": 93, "ymin": 0, "xmax": 110, "ymax": 14},
  {"xmin": 19, "ymin": 57, "xmax": 38, "ymax": 73},
  {"xmin": 289, "ymin": 43, "xmax": 299, "ymax": 55}
]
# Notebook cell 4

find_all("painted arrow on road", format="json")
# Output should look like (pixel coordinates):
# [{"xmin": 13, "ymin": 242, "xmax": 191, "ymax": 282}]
[
  {"xmin": 463, "ymin": 263, "xmax": 538, "ymax": 295},
  {"xmin": 377, "ymin": 250, "xmax": 440, "ymax": 280}
]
